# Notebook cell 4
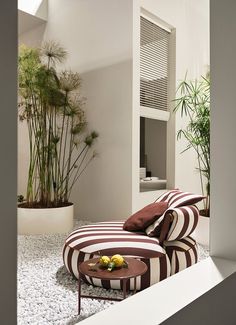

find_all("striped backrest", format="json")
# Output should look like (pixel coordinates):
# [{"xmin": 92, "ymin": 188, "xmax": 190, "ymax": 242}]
[
  {"xmin": 155, "ymin": 189, "xmax": 180, "ymax": 203},
  {"xmin": 145, "ymin": 204, "xmax": 200, "ymax": 240},
  {"xmin": 167, "ymin": 191, "xmax": 204, "ymax": 208},
  {"xmin": 155, "ymin": 189, "xmax": 204, "ymax": 208},
  {"xmin": 165, "ymin": 205, "xmax": 199, "ymax": 241}
]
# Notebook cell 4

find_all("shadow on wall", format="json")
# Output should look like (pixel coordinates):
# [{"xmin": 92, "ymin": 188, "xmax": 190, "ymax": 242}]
[{"xmin": 70, "ymin": 59, "xmax": 133, "ymax": 222}]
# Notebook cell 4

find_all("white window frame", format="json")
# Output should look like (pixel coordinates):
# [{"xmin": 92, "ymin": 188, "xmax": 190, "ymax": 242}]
[{"xmin": 139, "ymin": 9, "xmax": 176, "ymax": 191}]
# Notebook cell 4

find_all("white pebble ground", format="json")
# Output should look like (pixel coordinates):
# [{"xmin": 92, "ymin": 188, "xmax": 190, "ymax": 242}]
[{"xmin": 18, "ymin": 221, "xmax": 209, "ymax": 324}]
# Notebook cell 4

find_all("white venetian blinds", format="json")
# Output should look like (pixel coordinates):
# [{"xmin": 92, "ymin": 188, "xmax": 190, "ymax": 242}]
[{"xmin": 140, "ymin": 16, "xmax": 170, "ymax": 111}]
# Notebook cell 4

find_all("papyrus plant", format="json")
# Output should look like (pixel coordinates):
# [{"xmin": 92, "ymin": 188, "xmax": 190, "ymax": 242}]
[
  {"xmin": 18, "ymin": 41, "xmax": 98, "ymax": 208},
  {"xmin": 174, "ymin": 74, "xmax": 210, "ymax": 216}
]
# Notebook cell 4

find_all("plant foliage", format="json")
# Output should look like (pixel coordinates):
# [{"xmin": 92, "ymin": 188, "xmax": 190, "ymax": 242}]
[
  {"xmin": 18, "ymin": 42, "xmax": 98, "ymax": 208},
  {"xmin": 174, "ymin": 74, "xmax": 210, "ymax": 215}
]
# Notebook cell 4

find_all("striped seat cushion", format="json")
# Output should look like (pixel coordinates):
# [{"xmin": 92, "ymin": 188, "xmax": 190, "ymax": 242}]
[
  {"xmin": 63, "ymin": 221, "xmax": 171, "ymax": 290},
  {"xmin": 65, "ymin": 221, "xmax": 165, "ymax": 258},
  {"xmin": 163, "ymin": 236, "xmax": 198, "ymax": 275}
]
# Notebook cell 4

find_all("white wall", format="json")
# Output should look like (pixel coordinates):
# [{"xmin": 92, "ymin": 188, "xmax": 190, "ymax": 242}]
[
  {"xmin": 19, "ymin": 23, "xmax": 46, "ymax": 46},
  {"xmin": 71, "ymin": 60, "xmax": 133, "ymax": 221},
  {"xmin": 210, "ymin": 0, "xmax": 236, "ymax": 261},
  {"xmin": 44, "ymin": 0, "xmax": 133, "ymax": 221},
  {"xmin": 18, "ymin": 0, "xmax": 133, "ymax": 221},
  {"xmin": 132, "ymin": 0, "xmax": 209, "ymax": 212},
  {"xmin": 44, "ymin": 0, "xmax": 132, "ymax": 74}
]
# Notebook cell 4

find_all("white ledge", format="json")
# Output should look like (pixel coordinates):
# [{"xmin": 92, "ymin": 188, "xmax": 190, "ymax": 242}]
[
  {"xmin": 140, "ymin": 106, "xmax": 170, "ymax": 121},
  {"xmin": 78, "ymin": 257, "xmax": 236, "ymax": 325}
]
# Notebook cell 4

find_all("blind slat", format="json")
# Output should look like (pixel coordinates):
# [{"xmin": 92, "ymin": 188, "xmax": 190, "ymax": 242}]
[{"xmin": 140, "ymin": 16, "xmax": 170, "ymax": 110}]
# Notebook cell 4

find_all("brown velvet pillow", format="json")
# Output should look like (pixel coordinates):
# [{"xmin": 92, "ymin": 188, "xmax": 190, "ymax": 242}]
[{"xmin": 123, "ymin": 202, "xmax": 168, "ymax": 231}]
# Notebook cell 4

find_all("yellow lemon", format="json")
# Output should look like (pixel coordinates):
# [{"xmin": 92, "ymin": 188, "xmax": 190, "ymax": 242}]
[
  {"xmin": 99, "ymin": 256, "xmax": 110, "ymax": 266},
  {"xmin": 111, "ymin": 254, "xmax": 124, "ymax": 267}
]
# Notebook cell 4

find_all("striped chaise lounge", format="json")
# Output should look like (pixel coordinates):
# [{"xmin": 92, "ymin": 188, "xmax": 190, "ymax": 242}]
[{"xmin": 63, "ymin": 190, "xmax": 201, "ymax": 291}]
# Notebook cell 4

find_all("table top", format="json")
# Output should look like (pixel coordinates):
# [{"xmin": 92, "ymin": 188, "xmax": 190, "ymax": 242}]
[{"xmin": 79, "ymin": 257, "xmax": 148, "ymax": 281}]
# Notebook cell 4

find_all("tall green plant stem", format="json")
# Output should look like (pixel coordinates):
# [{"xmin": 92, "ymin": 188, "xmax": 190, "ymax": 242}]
[
  {"xmin": 18, "ymin": 42, "xmax": 98, "ymax": 207},
  {"xmin": 174, "ymin": 74, "xmax": 210, "ymax": 214}
]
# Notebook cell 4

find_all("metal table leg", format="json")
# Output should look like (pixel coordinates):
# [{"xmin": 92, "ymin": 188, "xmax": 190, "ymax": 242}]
[
  {"xmin": 78, "ymin": 272, "xmax": 81, "ymax": 315},
  {"xmin": 123, "ymin": 278, "xmax": 127, "ymax": 299},
  {"xmin": 134, "ymin": 276, "xmax": 137, "ymax": 294}
]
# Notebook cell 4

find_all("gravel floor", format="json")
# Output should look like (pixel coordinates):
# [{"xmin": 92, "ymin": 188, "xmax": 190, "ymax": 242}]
[{"xmin": 18, "ymin": 221, "xmax": 209, "ymax": 325}]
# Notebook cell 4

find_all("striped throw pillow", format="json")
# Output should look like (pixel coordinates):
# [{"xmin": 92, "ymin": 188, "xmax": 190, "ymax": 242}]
[
  {"xmin": 146, "ymin": 190, "xmax": 203, "ymax": 238},
  {"xmin": 155, "ymin": 189, "xmax": 180, "ymax": 203},
  {"xmin": 167, "ymin": 191, "xmax": 204, "ymax": 208},
  {"xmin": 155, "ymin": 189, "xmax": 204, "ymax": 207},
  {"xmin": 165, "ymin": 205, "xmax": 199, "ymax": 241}
]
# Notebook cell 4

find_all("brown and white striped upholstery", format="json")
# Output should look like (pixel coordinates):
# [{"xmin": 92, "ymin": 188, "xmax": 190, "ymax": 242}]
[
  {"xmin": 164, "ymin": 236, "xmax": 198, "ymax": 275},
  {"xmin": 166, "ymin": 206, "xmax": 199, "ymax": 241},
  {"xmin": 156, "ymin": 189, "xmax": 204, "ymax": 207},
  {"xmin": 167, "ymin": 191, "xmax": 204, "ymax": 208},
  {"xmin": 63, "ymin": 221, "xmax": 171, "ymax": 290},
  {"xmin": 155, "ymin": 189, "xmax": 180, "ymax": 203}
]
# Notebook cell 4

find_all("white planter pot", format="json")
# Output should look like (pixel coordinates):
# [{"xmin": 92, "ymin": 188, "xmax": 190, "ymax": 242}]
[
  {"xmin": 192, "ymin": 215, "xmax": 210, "ymax": 247},
  {"xmin": 18, "ymin": 204, "xmax": 74, "ymax": 235}
]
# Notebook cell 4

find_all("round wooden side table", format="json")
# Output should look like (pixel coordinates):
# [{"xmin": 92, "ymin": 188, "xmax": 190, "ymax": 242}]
[{"xmin": 78, "ymin": 257, "xmax": 148, "ymax": 314}]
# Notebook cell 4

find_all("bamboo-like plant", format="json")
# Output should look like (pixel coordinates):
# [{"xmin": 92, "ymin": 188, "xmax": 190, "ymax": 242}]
[
  {"xmin": 174, "ymin": 74, "xmax": 210, "ymax": 216},
  {"xmin": 18, "ymin": 41, "xmax": 98, "ymax": 208}
]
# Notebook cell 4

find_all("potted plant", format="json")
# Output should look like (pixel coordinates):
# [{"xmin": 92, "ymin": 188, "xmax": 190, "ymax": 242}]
[
  {"xmin": 18, "ymin": 41, "xmax": 98, "ymax": 234},
  {"xmin": 174, "ymin": 73, "xmax": 210, "ymax": 245}
]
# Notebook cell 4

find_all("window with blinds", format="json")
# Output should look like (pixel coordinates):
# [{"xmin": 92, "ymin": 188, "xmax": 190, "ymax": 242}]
[{"xmin": 140, "ymin": 16, "xmax": 170, "ymax": 111}]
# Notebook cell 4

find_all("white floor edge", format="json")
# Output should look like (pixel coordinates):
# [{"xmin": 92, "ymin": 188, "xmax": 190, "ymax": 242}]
[{"xmin": 78, "ymin": 257, "xmax": 236, "ymax": 325}]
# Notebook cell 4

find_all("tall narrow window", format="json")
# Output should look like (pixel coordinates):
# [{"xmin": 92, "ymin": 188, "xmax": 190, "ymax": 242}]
[
  {"xmin": 139, "ymin": 12, "xmax": 175, "ymax": 192},
  {"xmin": 140, "ymin": 16, "xmax": 170, "ymax": 111}
]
